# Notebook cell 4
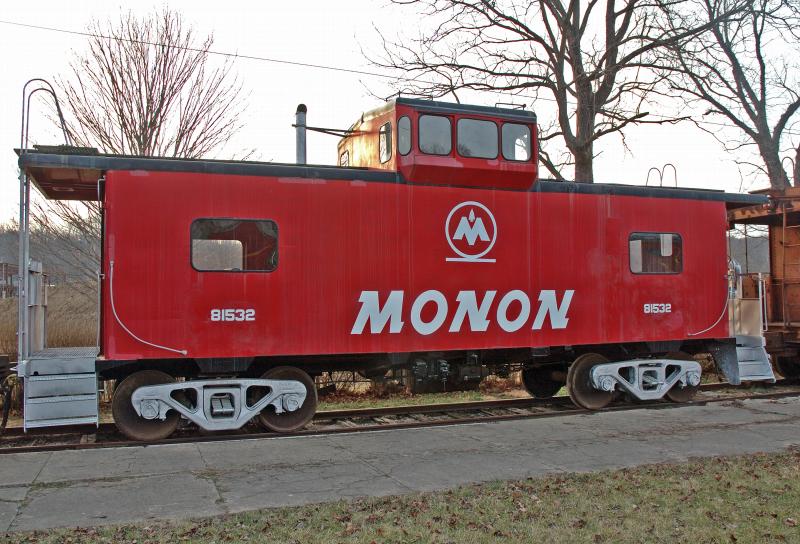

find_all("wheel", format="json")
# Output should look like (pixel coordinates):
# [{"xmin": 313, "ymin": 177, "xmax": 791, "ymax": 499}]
[
  {"xmin": 567, "ymin": 353, "xmax": 613, "ymax": 410},
  {"xmin": 664, "ymin": 352, "xmax": 700, "ymax": 403},
  {"xmin": 521, "ymin": 366, "xmax": 564, "ymax": 398},
  {"xmin": 257, "ymin": 366, "xmax": 318, "ymax": 433},
  {"xmin": 775, "ymin": 356, "xmax": 800, "ymax": 379},
  {"xmin": 112, "ymin": 370, "xmax": 179, "ymax": 441}
]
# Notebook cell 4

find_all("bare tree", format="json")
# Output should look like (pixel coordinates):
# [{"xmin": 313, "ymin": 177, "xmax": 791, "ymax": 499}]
[
  {"xmin": 1, "ymin": 214, "xmax": 97, "ymax": 298},
  {"xmin": 30, "ymin": 201, "xmax": 100, "ymax": 298},
  {"xmin": 661, "ymin": 0, "xmax": 800, "ymax": 190},
  {"xmin": 58, "ymin": 9, "xmax": 246, "ymax": 157},
  {"xmin": 795, "ymin": 144, "xmax": 800, "ymax": 186},
  {"xmin": 370, "ymin": 0, "xmax": 738, "ymax": 181},
  {"xmin": 36, "ymin": 9, "xmax": 248, "ymax": 292}
]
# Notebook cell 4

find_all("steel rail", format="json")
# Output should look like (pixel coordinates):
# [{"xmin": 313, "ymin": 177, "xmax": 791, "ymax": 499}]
[
  {"xmin": 0, "ymin": 383, "xmax": 797, "ymax": 455},
  {"xmin": 0, "ymin": 396, "xmax": 574, "ymax": 439},
  {"xmin": 0, "ymin": 379, "xmax": 760, "ymax": 439}
]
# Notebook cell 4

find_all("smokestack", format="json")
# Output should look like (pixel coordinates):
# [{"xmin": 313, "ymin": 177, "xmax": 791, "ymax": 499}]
[{"xmin": 295, "ymin": 104, "xmax": 307, "ymax": 165}]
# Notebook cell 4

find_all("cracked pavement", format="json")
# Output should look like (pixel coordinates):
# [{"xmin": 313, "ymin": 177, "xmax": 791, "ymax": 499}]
[{"xmin": 2, "ymin": 396, "xmax": 799, "ymax": 532}]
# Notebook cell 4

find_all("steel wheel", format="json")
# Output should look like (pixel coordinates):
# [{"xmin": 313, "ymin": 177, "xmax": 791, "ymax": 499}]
[
  {"xmin": 257, "ymin": 366, "xmax": 317, "ymax": 433},
  {"xmin": 567, "ymin": 353, "xmax": 613, "ymax": 410},
  {"xmin": 664, "ymin": 352, "xmax": 700, "ymax": 403},
  {"xmin": 775, "ymin": 356, "xmax": 800, "ymax": 379},
  {"xmin": 112, "ymin": 370, "xmax": 179, "ymax": 441},
  {"xmin": 522, "ymin": 366, "xmax": 564, "ymax": 398}
]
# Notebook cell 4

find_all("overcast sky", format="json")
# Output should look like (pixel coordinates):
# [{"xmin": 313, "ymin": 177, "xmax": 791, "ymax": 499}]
[{"xmin": 0, "ymin": 0, "xmax": 791, "ymax": 223}]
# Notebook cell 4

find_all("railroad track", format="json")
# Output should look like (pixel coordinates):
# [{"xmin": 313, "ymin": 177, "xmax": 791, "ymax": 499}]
[{"xmin": 1, "ymin": 381, "xmax": 798, "ymax": 455}]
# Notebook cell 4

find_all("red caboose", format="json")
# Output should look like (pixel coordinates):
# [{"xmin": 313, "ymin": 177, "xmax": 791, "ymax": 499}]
[{"xmin": 16, "ymin": 97, "xmax": 772, "ymax": 440}]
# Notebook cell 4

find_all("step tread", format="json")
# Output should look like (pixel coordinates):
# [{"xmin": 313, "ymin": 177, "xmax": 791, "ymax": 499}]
[
  {"xmin": 736, "ymin": 347, "xmax": 763, "ymax": 355},
  {"xmin": 28, "ymin": 374, "xmax": 97, "ymax": 381},
  {"xmin": 30, "ymin": 347, "xmax": 99, "ymax": 360},
  {"xmin": 25, "ymin": 416, "xmax": 99, "ymax": 428},
  {"xmin": 739, "ymin": 376, "xmax": 777, "ymax": 382},
  {"xmin": 26, "ymin": 393, "xmax": 98, "ymax": 404}
]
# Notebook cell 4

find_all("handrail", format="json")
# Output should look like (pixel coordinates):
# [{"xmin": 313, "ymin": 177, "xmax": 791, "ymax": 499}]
[
  {"xmin": 17, "ymin": 78, "xmax": 72, "ymax": 362},
  {"xmin": 645, "ymin": 164, "xmax": 679, "ymax": 187}
]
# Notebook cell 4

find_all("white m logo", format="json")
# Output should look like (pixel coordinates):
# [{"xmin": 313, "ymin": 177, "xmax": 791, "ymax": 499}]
[
  {"xmin": 445, "ymin": 201, "xmax": 497, "ymax": 263},
  {"xmin": 452, "ymin": 209, "xmax": 491, "ymax": 246}
]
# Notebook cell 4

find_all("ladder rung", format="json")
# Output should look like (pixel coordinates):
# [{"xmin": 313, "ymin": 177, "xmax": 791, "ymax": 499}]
[
  {"xmin": 26, "ymin": 394, "xmax": 97, "ymax": 404},
  {"xmin": 25, "ymin": 416, "xmax": 99, "ymax": 429}
]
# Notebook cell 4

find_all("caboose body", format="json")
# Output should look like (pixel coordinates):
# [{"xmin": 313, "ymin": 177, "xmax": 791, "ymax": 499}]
[{"xmin": 15, "ymin": 97, "xmax": 773, "ymax": 440}]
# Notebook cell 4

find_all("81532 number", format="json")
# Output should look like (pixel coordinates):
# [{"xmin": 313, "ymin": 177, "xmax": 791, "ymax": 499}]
[
  {"xmin": 643, "ymin": 303, "xmax": 671, "ymax": 314},
  {"xmin": 210, "ymin": 309, "xmax": 255, "ymax": 322}
]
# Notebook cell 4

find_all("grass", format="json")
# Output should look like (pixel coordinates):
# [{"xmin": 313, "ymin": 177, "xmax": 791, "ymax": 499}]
[
  {"xmin": 5, "ymin": 450, "xmax": 800, "ymax": 543},
  {"xmin": 318, "ymin": 379, "xmax": 530, "ymax": 411},
  {"xmin": 0, "ymin": 286, "xmax": 97, "ymax": 361},
  {"xmin": 318, "ymin": 389, "xmax": 524, "ymax": 411},
  {"xmin": 0, "ymin": 298, "xmax": 17, "ymax": 359},
  {"xmin": 1, "ymin": 286, "xmax": 97, "ymax": 414}
]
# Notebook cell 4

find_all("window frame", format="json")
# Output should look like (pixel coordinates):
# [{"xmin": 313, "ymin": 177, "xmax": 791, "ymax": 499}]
[
  {"xmin": 418, "ymin": 114, "xmax": 453, "ymax": 156},
  {"xmin": 379, "ymin": 122, "xmax": 393, "ymax": 164},
  {"xmin": 398, "ymin": 116, "xmax": 412, "ymax": 156},
  {"xmin": 456, "ymin": 117, "xmax": 499, "ymax": 160},
  {"xmin": 190, "ymin": 217, "xmax": 279, "ymax": 274},
  {"xmin": 501, "ymin": 122, "xmax": 533, "ymax": 162},
  {"xmin": 628, "ymin": 232, "xmax": 683, "ymax": 275}
]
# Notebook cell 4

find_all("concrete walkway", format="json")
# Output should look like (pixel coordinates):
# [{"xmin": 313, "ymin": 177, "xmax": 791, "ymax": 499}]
[{"xmin": 2, "ymin": 396, "xmax": 799, "ymax": 532}]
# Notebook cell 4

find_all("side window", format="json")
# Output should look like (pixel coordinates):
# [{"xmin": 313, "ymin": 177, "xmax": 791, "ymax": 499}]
[
  {"xmin": 398, "ymin": 116, "xmax": 411, "ymax": 155},
  {"xmin": 191, "ymin": 219, "xmax": 278, "ymax": 272},
  {"xmin": 339, "ymin": 150, "xmax": 349, "ymax": 167},
  {"xmin": 457, "ymin": 118, "xmax": 498, "ymax": 159},
  {"xmin": 419, "ymin": 114, "xmax": 452, "ymax": 155},
  {"xmin": 379, "ymin": 123, "xmax": 392, "ymax": 163},
  {"xmin": 629, "ymin": 233, "xmax": 682, "ymax": 274},
  {"xmin": 502, "ymin": 123, "xmax": 532, "ymax": 161}
]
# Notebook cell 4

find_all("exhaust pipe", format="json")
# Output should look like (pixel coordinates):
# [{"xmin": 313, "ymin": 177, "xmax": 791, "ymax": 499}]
[{"xmin": 295, "ymin": 104, "xmax": 307, "ymax": 165}]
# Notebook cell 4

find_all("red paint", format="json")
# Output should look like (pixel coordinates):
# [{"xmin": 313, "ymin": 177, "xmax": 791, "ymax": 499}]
[
  {"xmin": 394, "ymin": 103, "xmax": 539, "ymax": 190},
  {"xmin": 101, "ymin": 169, "xmax": 729, "ymax": 361},
  {"xmin": 336, "ymin": 102, "xmax": 538, "ymax": 190}
]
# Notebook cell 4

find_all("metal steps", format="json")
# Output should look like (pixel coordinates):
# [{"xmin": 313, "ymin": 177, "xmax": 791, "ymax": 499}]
[
  {"xmin": 735, "ymin": 335, "xmax": 776, "ymax": 384},
  {"xmin": 21, "ymin": 347, "xmax": 99, "ymax": 431}
]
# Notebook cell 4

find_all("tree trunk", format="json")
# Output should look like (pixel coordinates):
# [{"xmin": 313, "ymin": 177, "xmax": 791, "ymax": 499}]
[
  {"xmin": 795, "ymin": 144, "xmax": 800, "ymax": 188},
  {"xmin": 758, "ymin": 139, "xmax": 789, "ymax": 191},
  {"xmin": 572, "ymin": 91, "xmax": 595, "ymax": 183},
  {"xmin": 574, "ymin": 145, "xmax": 594, "ymax": 183}
]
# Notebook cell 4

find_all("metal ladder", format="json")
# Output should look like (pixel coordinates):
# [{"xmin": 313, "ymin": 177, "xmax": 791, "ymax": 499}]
[
  {"xmin": 20, "ymin": 347, "xmax": 99, "ymax": 430},
  {"xmin": 727, "ymin": 262, "xmax": 775, "ymax": 384},
  {"xmin": 734, "ymin": 335, "xmax": 776, "ymax": 384}
]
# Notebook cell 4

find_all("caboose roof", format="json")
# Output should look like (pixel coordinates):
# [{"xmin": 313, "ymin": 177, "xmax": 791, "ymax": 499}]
[
  {"xmin": 17, "ymin": 147, "xmax": 399, "ymax": 201},
  {"xmin": 17, "ymin": 147, "xmax": 767, "ymax": 209},
  {"xmin": 728, "ymin": 186, "xmax": 800, "ymax": 225},
  {"xmin": 344, "ymin": 97, "xmax": 537, "ymax": 134},
  {"xmin": 394, "ymin": 97, "xmax": 537, "ymax": 123}
]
